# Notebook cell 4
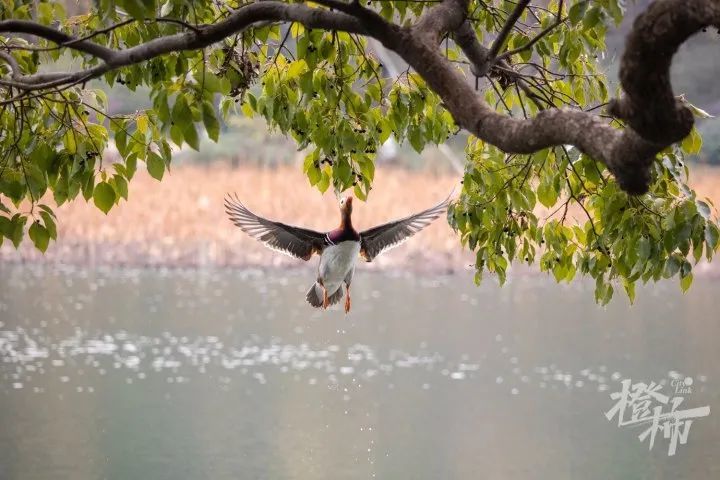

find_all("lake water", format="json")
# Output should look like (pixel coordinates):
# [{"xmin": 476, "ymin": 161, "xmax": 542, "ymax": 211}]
[{"xmin": 0, "ymin": 264, "xmax": 718, "ymax": 479}]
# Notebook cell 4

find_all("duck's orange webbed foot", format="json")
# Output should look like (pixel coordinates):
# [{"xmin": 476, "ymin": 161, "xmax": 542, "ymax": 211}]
[
  {"xmin": 344, "ymin": 284, "xmax": 351, "ymax": 314},
  {"xmin": 320, "ymin": 281, "xmax": 329, "ymax": 309}
]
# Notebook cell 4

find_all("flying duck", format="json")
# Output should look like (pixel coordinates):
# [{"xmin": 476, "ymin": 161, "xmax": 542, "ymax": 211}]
[{"xmin": 224, "ymin": 193, "xmax": 450, "ymax": 313}]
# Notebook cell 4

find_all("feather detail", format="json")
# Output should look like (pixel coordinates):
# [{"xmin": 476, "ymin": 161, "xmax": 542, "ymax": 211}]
[
  {"xmin": 224, "ymin": 193, "xmax": 329, "ymax": 261},
  {"xmin": 359, "ymin": 195, "xmax": 451, "ymax": 262}
]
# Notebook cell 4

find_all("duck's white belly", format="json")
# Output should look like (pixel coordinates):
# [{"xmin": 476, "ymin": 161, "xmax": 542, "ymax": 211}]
[{"xmin": 319, "ymin": 241, "xmax": 361, "ymax": 291}]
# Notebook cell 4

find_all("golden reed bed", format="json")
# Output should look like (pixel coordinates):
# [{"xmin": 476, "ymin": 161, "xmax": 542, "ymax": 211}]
[{"xmin": 2, "ymin": 163, "xmax": 719, "ymax": 274}]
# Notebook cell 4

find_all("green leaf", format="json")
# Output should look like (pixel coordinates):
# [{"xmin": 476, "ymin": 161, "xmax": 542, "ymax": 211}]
[
  {"xmin": 10, "ymin": 215, "xmax": 26, "ymax": 248},
  {"xmin": 136, "ymin": 113, "xmax": 149, "ymax": 135},
  {"xmin": 183, "ymin": 123, "xmax": 200, "ymax": 151},
  {"xmin": 583, "ymin": 7, "xmax": 603, "ymax": 29},
  {"xmin": 537, "ymin": 179, "xmax": 559, "ymax": 208},
  {"xmin": 307, "ymin": 165, "xmax": 321, "ymax": 186},
  {"xmin": 37, "ymin": 2, "xmax": 53, "ymax": 24},
  {"xmin": 680, "ymin": 272, "xmax": 693, "ymax": 292},
  {"xmin": 408, "ymin": 127, "xmax": 424, "ymax": 153},
  {"xmin": 697, "ymin": 200, "xmax": 711, "ymax": 220},
  {"xmin": 706, "ymin": 223, "xmax": 720, "ymax": 251},
  {"xmin": 664, "ymin": 254, "xmax": 682, "ymax": 278},
  {"xmin": 63, "ymin": 129, "xmax": 77, "ymax": 153},
  {"xmin": 596, "ymin": 282, "xmax": 614, "ymax": 306},
  {"xmin": 0, "ymin": 216, "xmax": 12, "ymax": 239},
  {"xmin": 113, "ymin": 174, "xmax": 129, "ymax": 200},
  {"xmin": 29, "ymin": 144, "xmax": 56, "ymax": 173},
  {"xmin": 336, "ymin": 158, "xmax": 353, "ymax": 186},
  {"xmin": 623, "ymin": 279, "xmax": 636, "ymax": 304},
  {"xmin": 202, "ymin": 102, "xmax": 220, "ymax": 143},
  {"xmin": 170, "ymin": 124, "xmax": 184, "ymax": 148},
  {"xmin": 93, "ymin": 182, "xmax": 116, "ymax": 214},
  {"xmin": 125, "ymin": 152, "xmax": 138, "ymax": 180},
  {"xmin": 353, "ymin": 183, "xmax": 368, "ymax": 201},
  {"xmin": 115, "ymin": 128, "xmax": 128, "ymax": 156},
  {"xmin": 119, "ymin": 0, "xmax": 154, "ymax": 19},
  {"xmin": 569, "ymin": 1, "xmax": 589, "ymax": 25},
  {"xmin": 287, "ymin": 59, "xmax": 309, "ymax": 79},
  {"xmin": 317, "ymin": 171, "xmax": 330, "ymax": 193},
  {"xmin": 28, "ymin": 221, "xmax": 50, "ymax": 252},
  {"xmin": 147, "ymin": 152, "xmax": 165, "ymax": 181},
  {"xmin": 160, "ymin": 141, "xmax": 173, "ymax": 164},
  {"xmin": 681, "ymin": 127, "xmax": 702, "ymax": 155},
  {"xmin": 171, "ymin": 95, "xmax": 194, "ymax": 148},
  {"xmin": 82, "ymin": 173, "xmax": 95, "ymax": 201},
  {"xmin": 39, "ymin": 211, "xmax": 57, "ymax": 240},
  {"xmin": 197, "ymin": 71, "xmax": 231, "ymax": 95}
]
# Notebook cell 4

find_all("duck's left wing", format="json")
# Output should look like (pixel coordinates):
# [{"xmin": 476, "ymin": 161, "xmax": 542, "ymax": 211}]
[
  {"xmin": 359, "ymin": 195, "xmax": 451, "ymax": 262},
  {"xmin": 225, "ymin": 194, "xmax": 328, "ymax": 261}
]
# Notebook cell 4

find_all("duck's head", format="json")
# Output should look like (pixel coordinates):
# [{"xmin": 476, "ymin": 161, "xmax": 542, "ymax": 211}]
[{"xmin": 339, "ymin": 196, "xmax": 353, "ymax": 216}]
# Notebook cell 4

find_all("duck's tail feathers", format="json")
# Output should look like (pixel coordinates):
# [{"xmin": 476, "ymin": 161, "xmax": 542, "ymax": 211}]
[{"xmin": 306, "ymin": 283, "xmax": 344, "ymax": 308}]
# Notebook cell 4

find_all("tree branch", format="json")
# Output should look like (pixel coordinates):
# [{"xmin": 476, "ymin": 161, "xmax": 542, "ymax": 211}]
[
  {"xmin": 0, "ymin": 1, "xmax": 376, "ymax": 91},
  {"xmin": 396, "ymin": 0, "xmax": 720, "ymax": 194},
  {"xmin": 453, "ymin": 19, "xmax": 541, "ymax": 107},
  {"xmin": 454, "ymin": 20, "xmax": 489, "ymax": 76},
  {"xmin": 487, "ymin": 0, "xmax": 530, "ymax": 60},
  {"xmin": 608, "ymin": 0, "xmax": 720, "ymax": 144},
  {"xmin": 0, "ymin": 19, "xmax": 116, "ymax": 61},
  {"xmin": 495, "ymin": 0, "xmax": 565, "ymax": 63},
  {"xmin": 0, "ymin": 51, "xmax": 20, "ymax": 79},
  {"xmin": 413, "ymin": 0, "xmax": 468, "ymax": 43}
]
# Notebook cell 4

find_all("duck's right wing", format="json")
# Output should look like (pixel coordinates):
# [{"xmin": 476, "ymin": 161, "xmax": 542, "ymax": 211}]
[
  {"xmin": 359, "ymin": 195, "xmax": 451, "ymax": 262},
  {"xmin": 224, "ymin": 194, "xmax": 330, "ymax": 261}
]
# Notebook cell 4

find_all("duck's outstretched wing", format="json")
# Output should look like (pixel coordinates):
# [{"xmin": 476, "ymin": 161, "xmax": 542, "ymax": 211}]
[
  {"xmin": 359, "ymin": 195, "xmax": 451, "ymax": 262},
  {"xmin": 224, "ymin": 194, "xmax": 329, "ymax": 261}
]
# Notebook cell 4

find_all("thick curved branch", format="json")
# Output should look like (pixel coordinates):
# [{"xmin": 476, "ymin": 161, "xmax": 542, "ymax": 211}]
[
  {"xmin": 397, "ymin": 39, "xmax": 656, "ymax": 193},
  {"xmin": 454, "ymin": 20, "xmax": 489, "ymax": 76},
  {"xmin": 396, "ymin": 0, "xmax": 720, "ymax": 194},
  {"xmin": 312, "ymin": 0, "xmax": 396, "ymax": 36},
  {"xmin": 0, "ymin": 1, "xmax": 376, "ymax": 91},
  {"xmin": 608, "ymin": 0, "xmax": 720, "ymax": 144},
  {"xmin": 413, "ymin": 0, "xmax": 467, "ymax": 43}
]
